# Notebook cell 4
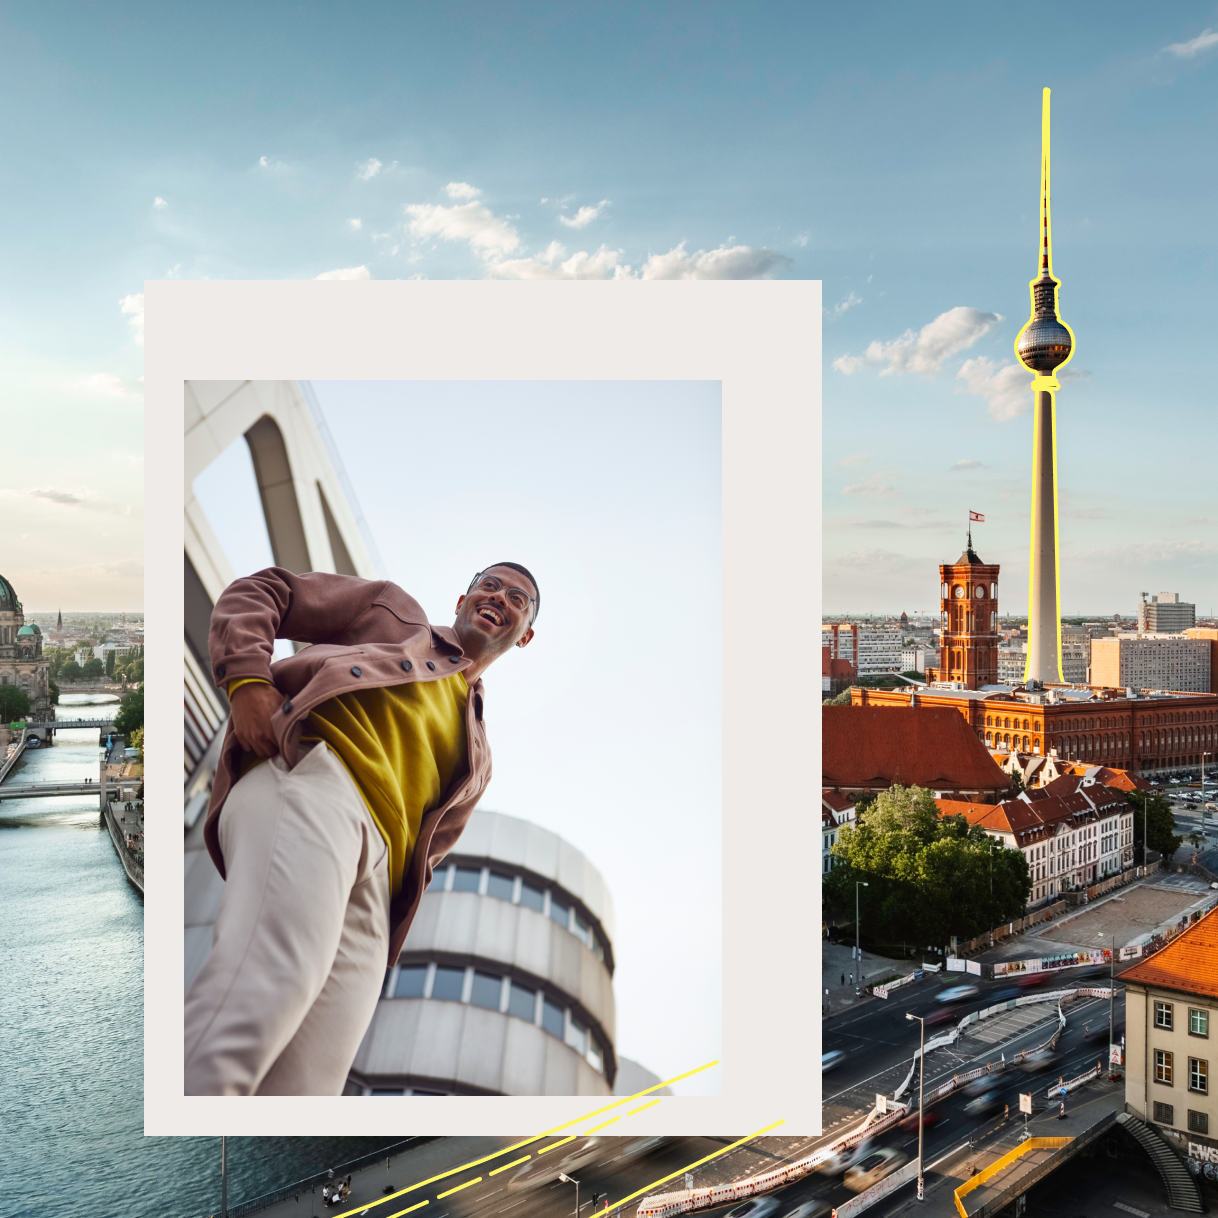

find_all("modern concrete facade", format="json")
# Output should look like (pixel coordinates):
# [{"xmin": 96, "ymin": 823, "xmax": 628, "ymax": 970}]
[
  {"xmin": 1091, "ymin": 634, "xmax": 1212, "ymax": 695},
  {"xmin": 347, "ymin": 809, "xmax": 619, "ymax": 1096},
  {"xmin": 1139, "ymin": 593, "xmax": 1196, "ymax": 634}
]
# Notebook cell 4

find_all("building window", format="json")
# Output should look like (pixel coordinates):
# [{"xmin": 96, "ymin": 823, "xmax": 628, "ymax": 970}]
[
  {"xmin": 1188, "ymin": 1110, "xmax": 1209, "ymax": 1135},
  {"xmin": 1189, "ymin": 1008, "xmax": 1209, "ymax": 1037},
  {"xmin": 1155, "ymin": 1049, "xmax": 1173, "ymax": 1084},
  {"xmin": 549, "ymin": 893, "xmax": 571, "ymax": 929},
  {"xmin": 394, "ymin": 965, "xmax": 427, "ymax": 999},
  {"xmin": 1153, "ymin": 1101, "xmax": 1174, "ymax": 1124},
  {"xmin": 487, "ymin": 871, "xmax": 515, "ymax": 901},
  {"xmin": 1188, "ymin": 1058, "xmax": 1208, "ymax": 1094},
  {"xmin": 520, "ymin": 881, "xmax": 545, "ymax": 913},
  {"xmin": 431, "ymin": 966, "xmax": 465, "ymax": 1002},
  {"xmin": 541, "ymin": 996, "xmax": 565, "ymax": 1039},
  {"xmin": 507, "ymin": 981, "xmax": 536, "ymax": 1023},
  {"xmin": 1155, "ymin": 1002, "xmax": 1174, "ymax": 1030},
  {"xmin": 469, "ymin": 970, "xmax": 502, "ymax": 1011},
  {"xmin": 452, "ymin": 866, "xmax": 481, "ymax": 893}
]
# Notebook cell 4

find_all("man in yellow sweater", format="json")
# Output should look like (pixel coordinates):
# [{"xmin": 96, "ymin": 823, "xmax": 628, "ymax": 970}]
[{"xmin": 184, "ymin": 563, "xmax": 537, "ymax": 1095}]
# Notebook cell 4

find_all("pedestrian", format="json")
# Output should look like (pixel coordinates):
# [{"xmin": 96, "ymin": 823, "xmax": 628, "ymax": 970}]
[
  {"xmin": 849, "ymin": 973, "xmax": 854, "ymax": 986},
  {"xmin": 185, "ymin": 564, "xmax": 539, "ymax": 1096}
]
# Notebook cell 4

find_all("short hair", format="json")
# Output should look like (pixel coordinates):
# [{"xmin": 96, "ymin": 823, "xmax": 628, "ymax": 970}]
[{"xmin": 483, "ymin": 561, "xmax": 540, "ymax": 622}]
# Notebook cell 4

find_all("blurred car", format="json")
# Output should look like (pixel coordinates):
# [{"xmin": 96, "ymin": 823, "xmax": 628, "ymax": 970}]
[
  {"xmin": 815, "ymin": 1140, "xmax": 872, "ymax": 1176},
  {"xmin": 844, "ymin": 1148, "xmax": 908, "ymax": 1193},
  {"xmin": 503, "ymin": 1137, "xmax": 604, "ymax": 1190},
  {"xmin": 1016, "ymin": 972, "xmax": 1049, "ymax": 988},
  {"xmin": 990, "ymin": 987, "xmax": 1021, "ymax": 1002},
  {"xmin": 898, "ymin": 1109, "xmax": 943, "ymax": 1132},
  {"xmin": 937, "ymin": 984, "xmax": 980, "ymax": 1004},
  {"xmin": 726, "ymin": 1200, "xmax": 781, "ymax": 1218},
  {"xmin": 963, "ymin": 1090, "xmax": 1001, "ymax": 1118},
  {"xmin": 1019, "ymin": 1048, "xmax": 1059, "ymax": 1073},
  {"xmin": 779, "ymin": 1203, "xmax": 831, "ymax": 1218},
  {"xmin": 616, "ymin": 1136, "xmax": 671, "ymax": 1161},
  {"xmin": 925, "ymin": 1007, "xmax": 957, "ymax": 1027},
  {"xmin": 964, "ymin": 1076, "xmax": 998, "ymax": 1097},
  {"xmin": 822, "ymin": 1050, "xmax": 846, "ymax": 1073}
]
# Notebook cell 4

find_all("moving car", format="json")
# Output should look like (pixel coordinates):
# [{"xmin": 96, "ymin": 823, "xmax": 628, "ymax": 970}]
[
  {"xmin": 963, "ymin": 1090, "xmax": 1001, "ymax": 1117},
  {"xmin": 844, "ymin": 1148, "xmax": 908, "ymax": 1193},
  {"xmin": 1019, "ymin": 1048, "xmax": 1060, "ymax": 1073},
  {"xmin": 779, "ymin": 1203, "xmax": 830, "ymax": 1218},
  {"xmin": 815, "ymin": 1140, "xmax": 872, "ymax": 1176},
  {"xmin": 1016, "ymin": 972, "xmax": 1049, "ymax": 988},
  {"xmin": 990, "ymin": 987, "xmax": 1021, "ymax": 1002},
  {"xmin": 937, "ymin": 984, "xmax": 980, "ymax": 1004},
  {"xmin": 898, "ymin": 1108, "xmax": 943, "ymax": 1132},
  {"xmin": 726, "ymin": 1200, "xmax": 781, "ymax": 1218},
  {"xmin": 925, "ymin": 1007, "xmax": 957, "ymax": 1027},
  {"xmin": 822, "ymin": 1050, "xmax": 846, "ymax": 1073}
]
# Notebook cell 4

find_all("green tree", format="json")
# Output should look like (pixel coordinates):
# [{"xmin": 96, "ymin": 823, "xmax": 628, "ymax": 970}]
[
  {"xmin": 48, "ymin": 679, "xmax": 59, "ymax": 705},
  {"xmin": 1128, "ymin": 790, "xmax": 1182, "ymax": 862},
  {"xmin": 113, "ymin": 688, "xmax": 143, "ymax": 737},
  {"xmin": 82, "ymin": 657, "xmax": 104, "ymax": 679},
  {"xmin": 105, "ymin": 649, "xmax": 116, "ymax": 677},
  {"xmin": 0, "ymin": 686, "xmax": 31, "ymax": 721},
  {"xmin": 825, "ymin": 687, "xmax": 856, "ymax": 706},
  {"xmin": 59, "ymin": 661, "xmax": 83, "ymax": 682},
  {"xmin": 825, "ymin": 783, "xmax": 1032, "ymax": 950}
]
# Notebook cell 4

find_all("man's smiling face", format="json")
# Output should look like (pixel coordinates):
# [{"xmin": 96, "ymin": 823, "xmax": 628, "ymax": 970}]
[{"xmin": 453, "ymin": 564, "xmax": 537, "ymax": 663}]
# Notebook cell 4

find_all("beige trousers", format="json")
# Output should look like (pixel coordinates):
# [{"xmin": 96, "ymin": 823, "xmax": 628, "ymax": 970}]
[{"xmin": 184, "ymin": 743, "xmax": 390, "ymax": 1095}]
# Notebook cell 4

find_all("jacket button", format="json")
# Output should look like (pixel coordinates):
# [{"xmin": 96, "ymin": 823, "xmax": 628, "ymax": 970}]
[
  {"xmin": 401, "ymin": 660, "xmax": 413, "ymax": 672},
  {"xmin": 282, "ymin": 701, "xmax": 293, "ymax": 713},
  {"xmin": 216, "ymin": 664, "xmax": 227, "ymax": 679},
  {"xmin": 351, "ymin": 666, "xmax": 362, "ymax": 677},
  {"xmin": 448, "ymin": 656, "xmax": 460, "ymax": 664},
  {"xmin": 426, "ymin": 661, "xmax": 436, "ymax": 671}
]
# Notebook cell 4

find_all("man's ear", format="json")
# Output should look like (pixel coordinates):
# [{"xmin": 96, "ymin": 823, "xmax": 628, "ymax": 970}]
[
  {"xmin": 455, "ymin": 593, "xmax": 466, "ymax": 615},
  {"xmin": 516, "ymin": 626, "xmax": 535, "ymax": 649}
]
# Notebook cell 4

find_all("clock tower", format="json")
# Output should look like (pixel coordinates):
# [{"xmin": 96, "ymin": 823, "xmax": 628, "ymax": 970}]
[{"xmin": 928, "ymin": 536, "xmax": 1000, "ymax": 689}]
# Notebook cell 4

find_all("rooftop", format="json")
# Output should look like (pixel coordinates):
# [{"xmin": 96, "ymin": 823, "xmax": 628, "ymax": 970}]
[{"xmin": 1119, "ymin": 904, "xmax": 1218, "ymax": 1000}]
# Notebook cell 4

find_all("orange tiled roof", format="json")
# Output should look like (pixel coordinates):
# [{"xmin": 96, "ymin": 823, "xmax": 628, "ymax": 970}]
[
  {"xmin": 822, "ymin": 706, "xmax": 1011, "ymax": 793},
  {"xmin": 1120, "ymin": 904, "xmax": 1218, "ymax": 1000}
]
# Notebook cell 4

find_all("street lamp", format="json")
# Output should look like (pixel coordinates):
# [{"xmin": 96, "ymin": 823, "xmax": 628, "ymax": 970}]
[
  {"xmin": 855, "ymin": 881, "xmax": 869, "ymax": 993},
  {"xmin": 558, "ymin": 1172, "xmax": 579, "ymax": 1217},
  {"xmin": 1097, "ymin": 931, "xmax": 1122, "ymax": 1063},
  {"xmin": 1203, "ymin": 752, "xmax": 1211, "ymax": 842},
  {"xmin": 906, "ymin": 1012, "xmax": 926, "ymax": 1202}
]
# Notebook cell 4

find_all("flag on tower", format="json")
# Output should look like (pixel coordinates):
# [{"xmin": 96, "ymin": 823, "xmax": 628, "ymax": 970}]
[{"xmin": 969, "ymin": 510, "xmax": 985, "ymax": 522}]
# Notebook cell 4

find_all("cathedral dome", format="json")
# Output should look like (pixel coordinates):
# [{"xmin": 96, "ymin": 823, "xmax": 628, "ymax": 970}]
[
  {"xmin": 0, "ymin": 574, "xmax": 17, "ymax": 612},
  {"xmin": 17, "ymin": 623, "xmax": 39, "ymax": 636}
]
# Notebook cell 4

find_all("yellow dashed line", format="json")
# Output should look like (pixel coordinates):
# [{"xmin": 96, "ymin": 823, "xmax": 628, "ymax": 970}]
[
  {"xmin": 436, "ymin": 1176, "xmax": 482, "ymax": 1199},
  {"xmin": 538, "ymin": 1135, "xmax": 576, "ymax": 1154},
  {"xmin": 583, "ymin": 1116, "xmax": 621, "ymax": 1135},
  {"xmin": 628, "ymin": 1098, "xmax": 661, "ymax": 1116},
  {"xmin": 489, "ymin": 1155, "xmax": 531, "ymax": 1176},
  {"xmin": 385, "ymin": 1203, "xmax": 429, "ymax": 1217}
]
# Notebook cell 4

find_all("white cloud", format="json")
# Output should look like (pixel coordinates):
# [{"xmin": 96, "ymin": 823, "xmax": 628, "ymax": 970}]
[
  {"xmin": 833, "ymin": 306, "xmax": 1002, "ymax": 377},
  {"xmin": 347, "ymin": 218, "xmax": 362, "ymax": 231},
  {"xmin": 406, "ymin": 200, "xmax": 521, "ymax": 258},
  {"xmin": 793, "ymin": 232, "xmax": 809, "ymax": 248},
  {"xmin": 950, "ymin": 458, "xmax": 985, "ymax": 470},
  {"xmin": 259, "ymin": 155, "xmax": 268, "ymax": 167},
  {"xmin": 445, "ymin": 181, "xmax": 481, "ymax": 200},
  {"xmin": 838, "ymin": 453, "xmax": 869, "ymax": 468},
  {"xmin": 315, "ymin": 266, "xmax": 371, "ymax": 281},
  {"xmin": 825, "ymin": 291, "xmax": 861, "ymax": 319},
  {"xmin": 956, "ymin": 356, "xmax": 1029, "ymax": 421},
  {"xmin": 829, "ymin": 548, "xmax": 923, "ymax": 572},
  {"xmin": 28, "ymin": 372, "xmax": 138, "ymax": 399},
  {"xmin": 153, "ymin": 196, "xmax": 167, "ymax": 209},
  {"xmin": 357, "ymin": 158, "xmax": 383, "ymax": 181},
  {"xmin": 1165, "ymin": 28, "xmax": 1218, "ymax": 57},
  {"xmin": 638, "ymin": 242, "xmax": 792, "ymax": 280},
  {"xmin": 841, "ymin": 477, "xmax": 898, "ymax": 499},
  {"xmin": 489, "ymin": 242, "xmax": 630, "ymax": 280},
  {"xmin": 119, "ymin": 293, "xmax": 144, "ymax": 346},
  {"xmin": 558, "ymin": 200, "xmax": 609, "ymax": 229}
]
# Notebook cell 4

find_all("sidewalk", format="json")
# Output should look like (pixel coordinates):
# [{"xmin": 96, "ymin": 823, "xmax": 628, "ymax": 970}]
[{"xmin": 821, "ymin": 941, "xmax": 919, "ymax": 1016}]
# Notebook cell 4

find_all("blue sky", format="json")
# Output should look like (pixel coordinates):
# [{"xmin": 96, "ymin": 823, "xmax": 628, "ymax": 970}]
[{"xmin": 2, "ymin": 3, "xmax": 1217, "ymax": 617}]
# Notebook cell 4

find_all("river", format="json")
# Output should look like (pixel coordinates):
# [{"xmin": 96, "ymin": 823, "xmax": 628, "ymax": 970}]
[{"xmin": 0, "ymin": 694, "xmax": 399, "ymax": 1216}]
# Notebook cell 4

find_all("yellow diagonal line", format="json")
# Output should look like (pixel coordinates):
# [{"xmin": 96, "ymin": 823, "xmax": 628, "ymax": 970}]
[
  {"xmin": 436, "ymin": 1176, "xmax": 481, "ymax": 1199},
  {"xmin": 488, "ymin": 1155, "xmax": 531, "ymax": 1176},
  {"xmin": 609, "ymin": 1119, "xmax": 786, "ymax": 1211},
  {"xmin": 584, "ymin": 1115, "xmax": 620, "ymax": 1135},
  {"xmin": 628, "ymin": 1098, "xmax": 660, "ymax": 1116},
  {"xmin": 385, "ymin": 1204, "xmax": 428, "ymax": 1217},
  {"xmin": 539, "ymin": 1135, "xmax": 576, "ymax": 1154},
  {"xmin": 327, "ymin": 1058, "xmax": 719, "ymax": 1218}
]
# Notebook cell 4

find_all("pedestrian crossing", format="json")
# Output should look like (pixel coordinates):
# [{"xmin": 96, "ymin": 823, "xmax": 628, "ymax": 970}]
[{"xmin": 964, "ymin": 1004, "xmax": 1057, "ymax": 1046}]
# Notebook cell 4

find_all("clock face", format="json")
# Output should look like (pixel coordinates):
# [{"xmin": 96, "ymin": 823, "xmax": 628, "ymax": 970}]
[
  {"xmin": 974, "ymin": 586, "xmax": 985, "ymax": 599},
  {"xmin": 953, "ymin": 585, "xmax": 965, "ymax": 599}
]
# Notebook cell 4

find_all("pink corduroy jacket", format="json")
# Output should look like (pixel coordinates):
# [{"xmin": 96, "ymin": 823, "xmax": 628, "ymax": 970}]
[{"xmin": 204, "ymin": 567, "xmax": 492, "ymax": 965}]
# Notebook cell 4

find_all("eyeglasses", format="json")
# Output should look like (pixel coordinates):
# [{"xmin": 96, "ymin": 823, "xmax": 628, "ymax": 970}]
[{"xmin": 468, "ymin": 572, "xmax": 537, "ymax": 623}]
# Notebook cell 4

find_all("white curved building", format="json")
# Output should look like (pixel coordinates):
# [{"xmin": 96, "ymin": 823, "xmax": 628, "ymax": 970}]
[{"xmin": 346, "ymin": 809, "xmax": 619, "ymax": 1096}]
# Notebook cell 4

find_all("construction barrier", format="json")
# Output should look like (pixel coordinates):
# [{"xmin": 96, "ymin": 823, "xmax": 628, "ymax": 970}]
[
  {"xmin": 1045, "ymin": 1062, "xmax": 1103, "ymax": 1099},
  {"xmin": 873, "ymin": 969, "xmax": 923, "ymax": 1000},
  {"xmin": 830, "ymin": 1158, "xmax": 920, "ymax": 1218}
]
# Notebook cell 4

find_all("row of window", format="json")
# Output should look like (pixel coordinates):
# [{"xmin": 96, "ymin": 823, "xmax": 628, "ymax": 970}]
[
  {"xmin": 1153, "ymin": 1049, "xmax": 1208, "ymax": 1094},
  {"xmin": 384, "ymin": 959, "xmax": 606, "ymax": 1075},
  {"xmin": 1154, "ymin": 1002, "xmax": 1209, "ymax": 1036},
  {"xmin": 428, "ymin": 863, "xmax": 605, "ymax": 961},
  {"xmin": 1152, "ymin": 1102, "xmax": 1209, "ymax": 1135}
]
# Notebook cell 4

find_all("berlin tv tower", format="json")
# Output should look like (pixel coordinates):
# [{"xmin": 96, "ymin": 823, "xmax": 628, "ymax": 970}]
[{"xmin": 1016, "ymin": 87, "xmax": 1075, "ymax": 687}]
